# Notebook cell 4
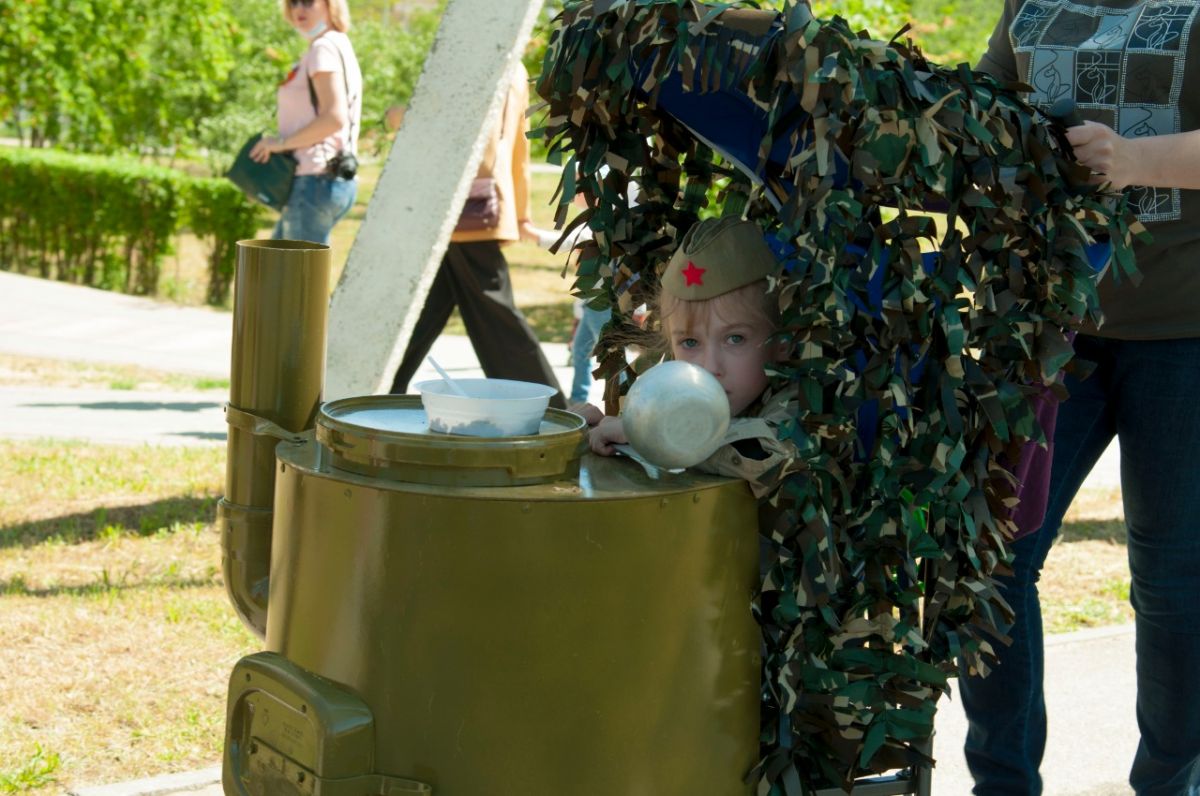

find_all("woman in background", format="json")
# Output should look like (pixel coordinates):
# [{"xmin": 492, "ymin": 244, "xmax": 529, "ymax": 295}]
[{"xmin": 250, "ymin": 0, "xmax": 362, "ymax": 245}]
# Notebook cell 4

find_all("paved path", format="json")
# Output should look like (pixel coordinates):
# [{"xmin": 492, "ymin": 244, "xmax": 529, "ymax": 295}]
[
  {"xmin": 0, "ymin": 270, "xmax": 600, "ymax": 447},
  {"xmin": 0, "ymin": 270, "xmax": 232, "ymax": 377},
  {"xmin": 933, "ymin": 624, "xmax": 1138, "ymax": 795},
  {"xmin": 0, "ymin": 334, "xmax": 596, "ymax": 449},
  {"xmin": 0, "ymin": 387, "xmax": 227, "ymax": 447}
]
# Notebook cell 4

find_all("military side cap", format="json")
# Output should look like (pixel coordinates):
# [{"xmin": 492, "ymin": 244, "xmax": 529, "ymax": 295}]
[{"xmin": 661, "ymin": 217, "xmax": 778, "ymax": 300}]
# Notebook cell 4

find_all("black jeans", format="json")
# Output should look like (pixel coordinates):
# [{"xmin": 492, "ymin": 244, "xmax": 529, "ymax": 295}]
[
  {"xmin": 389, "ymin": 240, "xmax": 565, "ymax": 408},
  {"xmin": 959, "ymin": 335, "xmax": 1200, "ymax": 795}
]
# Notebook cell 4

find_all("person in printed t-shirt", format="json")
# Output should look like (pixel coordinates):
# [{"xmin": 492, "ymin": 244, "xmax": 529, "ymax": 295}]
[
  {"xmin": 958, "ymin": 2, "xmax": 1200, "ymax": 793},
  {"xmin": 251, "ymin": 0, "xmax": 363, "ymax": 245}
]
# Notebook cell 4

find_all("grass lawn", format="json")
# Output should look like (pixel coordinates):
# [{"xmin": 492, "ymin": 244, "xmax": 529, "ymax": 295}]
[
  {"xmin": 0, "ymin": 355, "xmax": 229, "ymax": 393},
  {"xmin": 1039, "ymin": 489, "xmax": 1134, "ymax": 633},
  {"xmin": 0, "ymin": 440, "xmax": 249, "ymax": 795}
]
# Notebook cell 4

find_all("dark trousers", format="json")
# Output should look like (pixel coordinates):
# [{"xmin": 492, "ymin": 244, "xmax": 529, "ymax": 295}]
[
  {"xmin": 389, "ymin": 240, "xmax": 565, "ymax": 408},
  {"xmin": 959, "ymin": 334, "xmax": 1200, "ymax": 796}
]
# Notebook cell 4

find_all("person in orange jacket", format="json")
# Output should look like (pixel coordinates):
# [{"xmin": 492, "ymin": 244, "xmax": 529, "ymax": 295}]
[{"xmin": 388, "ymin": 61, "xmax": 564, "ymax": 407}]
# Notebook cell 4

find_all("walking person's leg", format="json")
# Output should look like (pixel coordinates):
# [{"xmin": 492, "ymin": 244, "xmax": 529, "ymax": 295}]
[
  {"xmin": 272, "ymin": 176, "xmax": 314, "ymax": 241},
  {"xmin": 959, "ymin": 528, "xmax": 1057, "ymax": 796},
  {"xmin": 1115, "ymin": 337, "xmax": 1200, "ymax": 796},
  {"xmin": 959, "ymin": 334, "xmax": 1118, "ymax": 796},
  {"xmin": 570, "ymin": 306, "xmax": 610, "ymax": 403},
  {"xmin": 274, "ymin": 176, "xmax": 356, "ymax": 245},
  {"xmin": 448, "ymin": 240, "xmax": 566, "ymax": 408},
  {"xmin": 388, "ymin": 247, "xmax": 459, "ymax": 394}
]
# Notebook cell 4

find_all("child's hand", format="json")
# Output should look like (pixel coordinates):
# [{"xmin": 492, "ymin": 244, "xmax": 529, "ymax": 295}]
[
  {"xmin": 568, "ymin": 402, "xmax": 605, "ymax": 426},
  {"xmin": 570, "ymin": 403, "xmax": 628, "ymax": 456},
  {"xmin": 588, "ymin": 416, "xmax": 628, "ymax": 456}
]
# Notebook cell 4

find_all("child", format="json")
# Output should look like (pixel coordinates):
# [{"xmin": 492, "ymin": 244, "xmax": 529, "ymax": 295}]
[{"xmin": 584, "ymin": 216, "xmax": 795, "ymax": 496}]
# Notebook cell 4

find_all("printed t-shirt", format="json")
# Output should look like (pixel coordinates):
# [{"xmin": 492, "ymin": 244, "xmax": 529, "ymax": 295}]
[
  {"xmin": 980, "ymin": 0, "xmax": 1200, "ymax": 339},
  {"xmin": 277, "ymin": 31, "xmax": 363, "ymax": 177}
]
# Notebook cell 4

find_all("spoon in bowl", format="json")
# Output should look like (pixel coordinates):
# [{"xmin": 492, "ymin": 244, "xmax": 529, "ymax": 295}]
[{"xmin": 427, "ymin": 356, "xmax": 469, "ymax": 398}]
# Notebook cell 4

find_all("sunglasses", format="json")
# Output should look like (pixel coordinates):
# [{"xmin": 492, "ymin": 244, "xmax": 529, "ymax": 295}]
[{"xmin": 288, "ymin": 0, "xmax": 317, "ymax": 7}]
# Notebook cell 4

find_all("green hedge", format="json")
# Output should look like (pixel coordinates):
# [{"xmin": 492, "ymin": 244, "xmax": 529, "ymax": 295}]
[{"xmin": 0, "ymin": 147, "xmax": 261, "ymax": 304}]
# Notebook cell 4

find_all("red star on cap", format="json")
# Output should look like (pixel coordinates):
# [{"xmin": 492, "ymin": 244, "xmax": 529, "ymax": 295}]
[{"xmin": 681, "ymin": 261, "xmax": 706, "ymax": 286}]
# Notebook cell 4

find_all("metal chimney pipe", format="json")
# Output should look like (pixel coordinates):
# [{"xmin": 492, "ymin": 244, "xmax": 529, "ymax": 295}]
[{"xmin": 219, "ymin": 239, "xmax": 330, "ymax": 638}]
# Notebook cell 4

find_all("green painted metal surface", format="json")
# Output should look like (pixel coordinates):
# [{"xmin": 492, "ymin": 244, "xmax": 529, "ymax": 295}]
[
  {"xmin": 317, "ymin": 396, "xmax": 588, "ymax": 487},
  {"xmin": 225, "ymin": 395, "xmax": 762, "ymax": 794},
  {"xmin": 224, "ymin": 651, "xmax": 432, "ymax": 795},
  {"xmin": 220, "ymin": 239, "xmax": 331, "ymax": 639}
]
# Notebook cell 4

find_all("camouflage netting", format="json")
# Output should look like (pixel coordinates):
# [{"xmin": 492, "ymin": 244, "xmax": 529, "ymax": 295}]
[{"xmin": 534, "ymin": 1, "xmax": 1143, "ymax": 792}]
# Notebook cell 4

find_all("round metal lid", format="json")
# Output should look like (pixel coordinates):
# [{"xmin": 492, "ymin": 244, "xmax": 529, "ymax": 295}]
[{"xmin": 316, "ymin": 395, "xmax": 587, "ymax": 487}]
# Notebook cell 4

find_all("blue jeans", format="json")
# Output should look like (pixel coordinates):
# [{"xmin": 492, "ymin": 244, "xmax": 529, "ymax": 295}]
[
  {"xmin": 570, "ymin": 306, "xmax": 611, "ymax": 402},
  {"xmin": 272, "ymin": 174, "xmax": 357, "ymax": 245},
  {"xmin": 959, "ymin": 334, "xmax": 1200, "ymax": 796}
]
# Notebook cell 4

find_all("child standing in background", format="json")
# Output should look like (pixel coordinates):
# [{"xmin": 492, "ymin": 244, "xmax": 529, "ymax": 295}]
[{"xmin": 584, "ymin": 216, "xmax": 795, "ymax": 496}]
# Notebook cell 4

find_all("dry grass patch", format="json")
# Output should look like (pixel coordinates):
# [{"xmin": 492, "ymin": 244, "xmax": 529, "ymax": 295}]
[
  {"xmin": 0, "ymin": 355, "xmax": 228, "ymax": 393},
  {"xmin": 0, "ymin": 441, "xmax": 254, "ymax": 794},
  {"xmin": 1043, "ymin": 487, "xmax": 1132, "ymax": 634},
  {"xmin": 0, "ymin": 582, "xmax": 250, "ymax": 792}
]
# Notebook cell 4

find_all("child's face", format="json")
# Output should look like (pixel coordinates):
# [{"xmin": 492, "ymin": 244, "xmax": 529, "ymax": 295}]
[{"xmin": 667, "ymin": 308, "xmax": 777, "ymax": 417}]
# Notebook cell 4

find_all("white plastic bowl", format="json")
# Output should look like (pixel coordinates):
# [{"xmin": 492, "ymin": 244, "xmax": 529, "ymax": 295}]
[{"xmin": 415, "ymin": 378, "xmax": 557, "ymax": 437}]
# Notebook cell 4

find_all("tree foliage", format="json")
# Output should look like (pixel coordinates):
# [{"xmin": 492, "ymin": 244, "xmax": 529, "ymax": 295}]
[
  {"xmin": 0, "ymin": 0, "xmax": 241, "ymax": 154},
  {"xmin": 910, "ymin": 0, "xmax": 1001, "ymax": 65},
  {"xmin": 0, "ymin": 0, "xmax": 442, "ymax": 172},
  {"xmin": 0, "ymin": 0, "xmax": 978, "ymax": 169},
  {"xmin": 810, "ymin": 0, "xmax": 911, "ymax": 41}
]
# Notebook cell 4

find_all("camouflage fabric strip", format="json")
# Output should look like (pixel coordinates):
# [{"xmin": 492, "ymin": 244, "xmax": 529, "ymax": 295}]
[{"xmin": 534, "ymin": 1, "xmax": 1144, "ymax": 792}]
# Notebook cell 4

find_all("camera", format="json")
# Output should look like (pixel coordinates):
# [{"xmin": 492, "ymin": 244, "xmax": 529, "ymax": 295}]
[{"xmin": 327, "ymin": 151, "xmax": 358, "ymax": 180}]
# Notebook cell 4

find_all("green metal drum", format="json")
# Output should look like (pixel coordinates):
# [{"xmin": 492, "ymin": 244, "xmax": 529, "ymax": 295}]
[{"xmin": 223, "ymin": 395, "xmax": 761, "ymax": 796}]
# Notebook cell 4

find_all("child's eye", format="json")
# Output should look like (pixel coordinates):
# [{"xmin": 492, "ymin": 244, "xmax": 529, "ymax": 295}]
[
  {"xmin": 726, "ymin": 334, "xmax": 746, "ymax": 345},
  {"xmin": 679, "ymin": 338, "xmax": 699, "ymax": 349}
]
